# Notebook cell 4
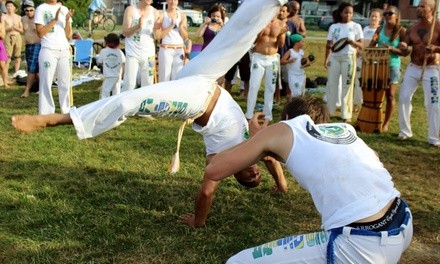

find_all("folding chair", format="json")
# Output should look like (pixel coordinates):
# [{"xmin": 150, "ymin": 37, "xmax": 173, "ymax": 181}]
[{"xmin": 73, "ymin": 39, "xmax": 94, "ymax": 70}]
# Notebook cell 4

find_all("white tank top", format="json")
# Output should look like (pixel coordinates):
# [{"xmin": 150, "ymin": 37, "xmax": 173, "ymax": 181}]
[
  {"xmin": 125, "ymin": 6, "xmax": 156, "ymax": 58},
  {"xmin": 161, "ymin": 10, "xmax": 184, "ymax": 45},
  {"xmin": 282, "ymin": 115, "xmax": 400, "ymax": 230},
  {"xmin": 286, "ymin": 48, "xmax": 304, "ymax": 76}
]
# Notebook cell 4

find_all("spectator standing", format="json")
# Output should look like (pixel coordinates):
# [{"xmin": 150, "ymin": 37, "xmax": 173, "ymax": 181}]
[
  {"xmin": 121, "ymin": 0, "xmax": 160, "ymax": 91},
  {"xmin": 353, "ymin": 8, "xmax": 382, "ymax": 112},
  {"xmin": 276, "ymin": 2, "xmax": 297, "ymax": 101},
  {"xmin": 245, "ymin": 18, "xmax": 287, "ymax": 121},
  {"xmin": 96, "ymin": 33, "xmax": 125, "ymax": 99},
  {"xmin": 0, "ymin": 11, "xmax": 9, "ymax": 88},
  {"xmin": 288, "ymin": 0, "xmax": 306, "ymax": 37},
  {"xmin": 4, "ymin": 0, "xmax": 23, "ymax": 76},
  {"xmin": 35, "ymin": 0, "xmax": 73, "ymax": 114},
  {"xmin": 156, "ymin": 0, "xmax": 188, "ymax": 82},
  {"xmin": 195, "ymin": 4, "xmax": 224, "ymax": 85},
  {"xmin": 324, "ymin": 2, "xmax": 363, "ymax": 123},
  {"xmin": 20, "ymin": 0, "xmax": 40, "ymax": 98},
  {"xmin": 397, "ymin": 0, "xmax": 440, "ymax": 147},
  {"xmin": 280, "ymin": 34, "xmax": 313, "ymax": 97},
  {"xmin": 87, "ymin": 0, "xmax": 107, "ymax": 36},
  {"xmin": 369, "ymin": 6, "xmax": 404, "ymax": 132},
  {"xmin": 196, "ymin": 4, "xmax": 224, "ymax": 51}
]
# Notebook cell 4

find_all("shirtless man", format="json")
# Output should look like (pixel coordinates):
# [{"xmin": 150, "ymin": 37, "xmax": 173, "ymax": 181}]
[
  {"xmin": 4, "ymin": 1, "xmax": 23, "ymax": 75},
  {"xmin": 245, "ymin": 17, "xmax": 287, "ymax": 121},
  {"xmin": 288, "ymin": 1, "xmax": 306, "ymax": 37},
  {"xmin": 20, "ymin": 0, "xmax": 40, "ymax": 98},
  {"xmin": 12, "ymin": 0, "xmax": 288, "ymax": 228},
  {"xmin": 398, "ymin": 0, "xmax": 440, "ymax": 147}
]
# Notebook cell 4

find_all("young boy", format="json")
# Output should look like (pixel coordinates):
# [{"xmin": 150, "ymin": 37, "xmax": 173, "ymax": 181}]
[
  {"xmin": 96, "ymin": 33, "xmax": 125, "ymax": 99},
  {"xmin": 280, "ymin": 34, "xmax": 313, "ymax": 97}
]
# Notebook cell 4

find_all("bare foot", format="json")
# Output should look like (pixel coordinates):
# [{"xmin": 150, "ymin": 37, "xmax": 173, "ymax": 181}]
[
  {"xmin": 11, "ymin": 115, "xmax": 47, "ymax": 133},
  {"xmin": 20, "ymin": 91, "xmax": 30, "ymax": 98},
  {"xmin": 382, "ymin": 123, "xmax": 389, "ymax": 133}
]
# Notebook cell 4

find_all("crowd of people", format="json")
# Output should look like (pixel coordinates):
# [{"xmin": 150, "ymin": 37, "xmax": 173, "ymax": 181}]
[{"xmin": 11, "ymin": 0, "xmax": 437, "ymax": 263}]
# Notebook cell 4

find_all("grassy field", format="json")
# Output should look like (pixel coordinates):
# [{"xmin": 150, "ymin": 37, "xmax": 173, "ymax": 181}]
[{"xmin": 1, "ymin": 31, "xmax": 439, "ymax": 263}]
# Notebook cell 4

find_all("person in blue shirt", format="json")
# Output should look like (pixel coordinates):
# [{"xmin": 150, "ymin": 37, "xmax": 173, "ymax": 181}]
[{"xmin": 87, "ymin": 0, "xmax": 107, "ymax": 34}]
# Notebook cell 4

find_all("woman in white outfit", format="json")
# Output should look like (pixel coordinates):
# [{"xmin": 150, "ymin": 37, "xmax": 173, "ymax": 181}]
[
  {"xmin": 34, "ymin": 0, "xmax": 73, "ymax": 115},
  {"xmin": 324, "ymin": 2, "xmax": 363, "ymax": 122},
  {"xmin": 156, "ymin": 0, "xmax": 188, "ymax": 82},
  {"xmin": 121, "ymin": 0, "xmax": 160, "ymax": 91}
]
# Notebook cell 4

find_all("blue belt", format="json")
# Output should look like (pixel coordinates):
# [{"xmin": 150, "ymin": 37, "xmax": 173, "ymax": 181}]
[{"xmin": 326, "ymin": 199, "xmax": 411, "ymax": 264}]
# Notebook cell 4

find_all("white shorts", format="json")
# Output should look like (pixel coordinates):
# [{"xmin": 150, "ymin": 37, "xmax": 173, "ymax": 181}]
[{"xmin": 193, "ymin": 88, "xmax": 248, "ymax": 155}]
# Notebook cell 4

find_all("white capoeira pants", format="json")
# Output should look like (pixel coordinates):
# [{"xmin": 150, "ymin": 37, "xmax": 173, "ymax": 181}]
[
  {"xmin": 70, "ymin": 76, "xmax": 215, "ymax": 139},
  {"xmin": 226, "ymin": 207, "xmax": 413, "ymax": 264},
  {"xmin": 177, "ymin": 0, "xmax": 286, "ymax": 81},
  {"xmin": 158, "ymin": 46, "xmax": 185, "ymax": 82},
  {"xmin": 326, "ymin": 53, "xmax": 356, "ymax": 119},
  {"xmin": 100, "ymin": 77, "xmax": 121, "ymax": 99},
  {"xmin": 69, "ymin": 0, "xmax": 286, "ymax": 138},
  {"xmin": 122, "ymin": 55, "xmax": 155, "ymax": 92},
  {"xmin": 245, "ymin": 52, "xmax": 280, "ymax": 121},
  {"xmin": 399, "ymin": 63, "xmax": 440, "ymax": 145},
  {"xmin": 38, "ymin": 47, "xmax": 71, "ymax": 115}
]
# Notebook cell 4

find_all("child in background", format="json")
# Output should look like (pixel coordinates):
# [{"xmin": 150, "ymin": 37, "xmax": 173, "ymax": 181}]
[
  {"xmin": 280, "ymin": 34, "xmax": 312, "ymax": 97},
  {"xmin": 96, "ymin": 33, "xmax": 125, "ymax": 99}
]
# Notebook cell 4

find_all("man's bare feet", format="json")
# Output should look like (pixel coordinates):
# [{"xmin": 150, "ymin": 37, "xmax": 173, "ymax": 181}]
[
  {"xmin": 20, "ymin": 91, "xmax": 30, "ymax": 98},
  {"xmin": 11, "ymin": 115, "xmax": 47, "ymax": 133}
]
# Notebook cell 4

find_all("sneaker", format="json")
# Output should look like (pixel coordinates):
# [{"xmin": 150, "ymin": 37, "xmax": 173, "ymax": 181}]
[{"xmin": 429, "ymin": 143, "xmax": 440, "ymax": 148}]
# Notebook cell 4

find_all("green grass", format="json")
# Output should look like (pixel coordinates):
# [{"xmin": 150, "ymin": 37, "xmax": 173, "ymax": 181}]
[{"xmin": 1, "ymin": 35, "xmax": 439, "ymax": 263}]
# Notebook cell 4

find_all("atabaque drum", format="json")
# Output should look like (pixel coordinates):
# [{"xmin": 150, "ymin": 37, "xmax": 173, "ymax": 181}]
[{"xmin": 356, "ymin": 48, "xmax": 390, "ymax": 133}]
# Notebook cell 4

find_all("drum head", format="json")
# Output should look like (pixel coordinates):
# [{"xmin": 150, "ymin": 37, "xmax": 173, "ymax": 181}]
[{"xmin": 331, "ymin": 37, "xmax": 348, "ymax": 52}]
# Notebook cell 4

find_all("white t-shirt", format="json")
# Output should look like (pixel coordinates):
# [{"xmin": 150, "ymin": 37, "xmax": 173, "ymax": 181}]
[
  {"xmin": 97, "ymin": 47, "xmax": 126, "ymax": 78},
  {"xmin": 286, "ymin": 48, "xmax": 304, "ymax": 76},
  {"xmin": 125, "ymin": 6, "xmax": 156, "ymax": 58},
  {"xmin": 34, "ymin": 3, "xmax": 72, "ymax": 49},
  {"xmin": 327, "ymin": 21, "xmax": 363, "ymax": 55},
  {"xmin": 363, "ymin": 25, "xmax": 377, "ymax": 42},
  {"xmin": 282, "ymin": 115, "xmax": 400, "ymax": 230}
]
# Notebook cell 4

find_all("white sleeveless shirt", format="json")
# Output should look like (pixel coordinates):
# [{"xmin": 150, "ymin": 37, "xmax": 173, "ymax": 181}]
[
  {"xmin": 282, "ymin": 115, "xmax": 400, "ymax": 230},
  {"xmin": 161, "ymin": 11, "xmax": 184, "ymax": 45},
  {"xmin": 125, "ymin": 6, "xmax": 156, "ymax": 58}
]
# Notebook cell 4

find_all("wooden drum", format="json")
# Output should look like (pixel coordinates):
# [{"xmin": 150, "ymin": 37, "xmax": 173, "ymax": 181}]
[{"xmin": 356, "ymin": 48, "xmax": 390, "ymax": 133}]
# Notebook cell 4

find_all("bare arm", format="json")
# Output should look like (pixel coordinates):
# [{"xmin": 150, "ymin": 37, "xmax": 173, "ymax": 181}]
[
  {"xmin": 179, "ymin": 12, "xmax": 189, "ymax": 40},
  {"xmin": 195, "ymin": 17, "xmax": 210, "ymax": 38},
  {"xmin": 280, "ymin": 50, "xmax": 294, "ymax": 65},
  {"xmin": 36, "ymin": 7, "xmax": 61, "ymax": 38},
  {"xmin": 122, "ymin": 6, "xmax": 142, "ymax": 38},
  {"xmin": 298, "ymin": 19, "xmax": 307, "ymax": 37},
  {"xmin": 64, "ymin": 9, "xmax": 74, "ymax": 40}
]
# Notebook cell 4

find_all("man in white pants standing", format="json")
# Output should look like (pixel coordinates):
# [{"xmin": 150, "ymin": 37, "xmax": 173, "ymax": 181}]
[
  {"xmin": 245, "ymin": 17, "xmax": 287, "ymax": 121},
  {"xmin": 398, "ymin": 0, "xmax": 440, "ymax": 148},
  {"xmin": 121, "ymin": 0, "xmax": 161, "ymax": 91},
  {"xmin": 34, "ymin": 0, "xmax": 73, "ymax": 114},
  {"xmin": 156, "ymin": 0, "xmax": 188, "ymax": 82}
]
